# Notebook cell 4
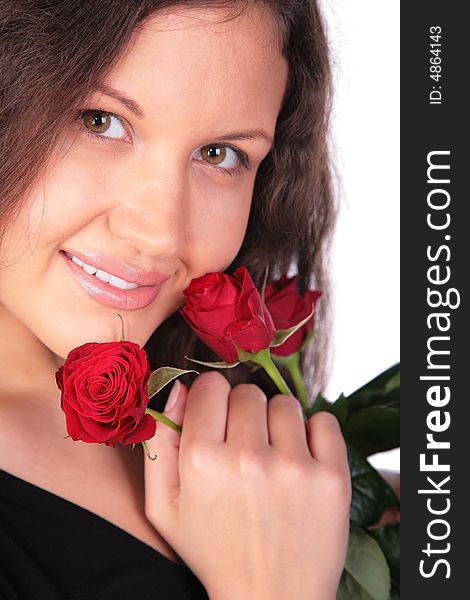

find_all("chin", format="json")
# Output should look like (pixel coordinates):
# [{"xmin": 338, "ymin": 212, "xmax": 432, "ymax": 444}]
[{"xmin": 36, "ymin": 291, "xmax": 181, "ymax": 361}]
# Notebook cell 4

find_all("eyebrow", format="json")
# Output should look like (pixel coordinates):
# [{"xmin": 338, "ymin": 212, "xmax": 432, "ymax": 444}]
[
  {"xmin": 95, "ymin": 83, "xmax": 144, "ymax": 118},
  {"xmin": 212, "ymin": 130, "xmax": 273, "ymax": 147},
  {"xmin": 93, "ymin": 83, "xmax": 274, "ymax": 147}
]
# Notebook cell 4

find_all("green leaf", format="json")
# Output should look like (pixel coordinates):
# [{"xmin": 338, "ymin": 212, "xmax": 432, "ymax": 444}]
[
  {"xmin": 378, "ymin": 387, "xmax": 400, "ymax": 411},
  {"xmin": 347, "ymin": 442, "xmax": 399, "ymax": 527},
  {"xmin": 307, "ymin": 394, "xmax": 336, "ymax": 418},
  {"xmin": 349, "ymin": 389, "xmax": 400, "ymax": 415},
  {"xmin": 307, "ymin": 393, "xmax": 348, "ymax": 426},
  {"xmin": 345, "ymin": 407, "xmax": 400, "ymax": 456},
  {"xmin": 184, "ymin": 356, "xmax": 240, "ymax": 369},
  {"xmin": 147, "ymin": 367, "xmax": 198, "ymax": 399},
  {"xmin": 350, "ymin": 363, "xmax": 400, "ymax": 397},
  {"xmin": 337, "ymin": 570, "xmax": 375, "ymax": 600},
  {"xmin": 368, "ymin": 525, "xmax": 400, "ymax": 599},
  {"xmin": 389, "ymin": 586, "xmax": 400, "ymax": 600},
  {"xmin": 332, "ymin": 393, "xmax": 348, "ymax": 426},
  {"xmin": 346, "ymin": 364, "xmax": 400, "ymax": 412},
  {"xmin": 269, "ymin": 302, "xmax": 315, "ymax": 348},
  {"xmin": 384, "ymin": 372, "xmax": 400, "ymax": 394},
  {"xmin": 337, "ymin": 524, "xmax": 391, "ymax": 600}
]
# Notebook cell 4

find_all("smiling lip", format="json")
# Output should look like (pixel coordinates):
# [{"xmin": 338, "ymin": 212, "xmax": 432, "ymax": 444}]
[
  {"xmin": 61, "ymin": 250, "xmax": 171, "ymax": 310},
  {"xmin": 62, "ymin": 250, "xmax": 171, "ymax": 285}
]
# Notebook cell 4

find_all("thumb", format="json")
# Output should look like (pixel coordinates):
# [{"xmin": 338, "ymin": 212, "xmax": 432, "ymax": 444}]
[{"xmin": 144, "ymin": 380, "xmax": 187, "ymax": 527}]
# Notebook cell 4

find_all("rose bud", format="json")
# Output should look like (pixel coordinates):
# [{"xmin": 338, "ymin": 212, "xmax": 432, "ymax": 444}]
[
  {"xmin": 179, "ymin": 267, "xmax": 276, "ymax": 363},
  {"xmin": 264, "ymin": 275, "xmax": 321, "ymax": 357},
  {"xmin": 55, "ymin": 341, "xmax": 155, "ymax": 447}
]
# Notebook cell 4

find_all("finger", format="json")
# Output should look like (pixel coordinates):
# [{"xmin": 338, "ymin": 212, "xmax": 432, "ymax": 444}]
[
  {"xmin": 267, "ymin": 394, "xmax": 310, "ymax": 457},
  {"xmin": 179, "ymin": 371, "xmax": 230, "ymax": 455},
  {"xmin": 225, "ymin": 384, "xmax": 268, "ymax": 446},
  {"xmin": 144, "ymin": 380, "xmax": 187, "ymax": 512},
  {"xmin": 306, "ymin": 411, "xmax": 349, "ymax": 474}
]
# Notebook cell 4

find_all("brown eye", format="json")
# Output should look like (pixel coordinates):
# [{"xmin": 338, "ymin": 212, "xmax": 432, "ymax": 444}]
[
  {"xmin": 82, "ymin": 111, "xmax": 111, "ymax": 134},
  {"xmin": 200, "ymin": 144, "xmax": 227, "ymax": 165},
  {"xmin": 78, "ymin": 109, "xmax": 128, "ymax": 141},
  {"xmin": 196, "ymin": 144, "xmax": 242, "ymax": 170}
]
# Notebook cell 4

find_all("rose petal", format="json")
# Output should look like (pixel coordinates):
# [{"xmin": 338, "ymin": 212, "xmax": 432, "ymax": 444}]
[{"xmin": 121, "ymin": 414, "xmax": 157, "ymax": 445}]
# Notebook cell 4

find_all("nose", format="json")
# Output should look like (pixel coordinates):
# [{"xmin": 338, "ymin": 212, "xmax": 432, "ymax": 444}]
[{"xmin": 108, "ymin": 157, "xmax": 187, "ymax": 259}]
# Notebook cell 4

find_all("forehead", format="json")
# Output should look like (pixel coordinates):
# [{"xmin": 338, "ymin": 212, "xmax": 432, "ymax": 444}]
[
  {"xmin": 98, "ymin": 5, "xmax": 287, "ymax": 132},
  {"xmin": 138, "ymin": 4, "xmax": 283, "ymax": 67}
]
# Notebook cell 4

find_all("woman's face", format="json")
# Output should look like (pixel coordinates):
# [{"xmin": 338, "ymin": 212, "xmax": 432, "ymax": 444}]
[{"xmin": 0, "ymin": 6, "xmax": 288, "ymax": 358}]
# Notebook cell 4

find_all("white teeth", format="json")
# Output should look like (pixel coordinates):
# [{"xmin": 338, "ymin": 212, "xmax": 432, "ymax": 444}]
[
  {"xmin": 95, "ymin": 269, "xmax": 111, "ymax": 284},
  {"xmin": 108, "ymin": 274, "xmax": 138, "ymax": 290},
  {"xmin": 65, "ymin": 252, "xmax": 139, "ymax": 290},
  {"xmin": 83, "ymin": 263, "xmax": 97, "ymax": 275},
  {"xmin": 94, "ymin": 269, "xmax": 138, "ymax": 291},
  {"xmin": 71, "ymin": 255, "xmax": 84, "ymax": 268}
]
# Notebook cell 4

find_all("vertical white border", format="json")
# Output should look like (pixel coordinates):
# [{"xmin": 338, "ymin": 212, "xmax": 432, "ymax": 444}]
[{"xmin": 321, "ymin": 1, "xmax": 400, "ymax": 470}]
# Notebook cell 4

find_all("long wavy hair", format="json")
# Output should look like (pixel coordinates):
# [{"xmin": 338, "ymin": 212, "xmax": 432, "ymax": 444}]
[{"xmin": 0, "ymin": 0, "xmax": 336, "ymax": 405}]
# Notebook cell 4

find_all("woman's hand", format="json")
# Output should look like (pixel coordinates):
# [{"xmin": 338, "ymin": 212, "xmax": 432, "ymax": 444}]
[{"xmin": 144, "ymin": 372, "xmax": 351, "ymax": 600}]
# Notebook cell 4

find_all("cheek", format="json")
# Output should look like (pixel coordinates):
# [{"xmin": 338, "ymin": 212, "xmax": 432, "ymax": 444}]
[
  {"xmin": 188, "ymin": 182, "xmax": 253, "ymax": 273},
  {"xmin": 10, "ymin": 159, "xmax": 98, "ymax": 245},
  {"xmin": 40, "ymin": 155, "xmax": 109, "ymax": 237}
]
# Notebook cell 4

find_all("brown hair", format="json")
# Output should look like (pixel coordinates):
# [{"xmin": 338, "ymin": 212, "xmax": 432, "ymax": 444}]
[{"xmin": 0, "ymin": 0, "xmax": 336, "ymax": 403}]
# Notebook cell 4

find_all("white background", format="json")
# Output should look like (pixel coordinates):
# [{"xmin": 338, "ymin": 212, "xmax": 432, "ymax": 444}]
[{"xmin": 320, "ymin": 1, "xmax": 400, "ymax": 470}]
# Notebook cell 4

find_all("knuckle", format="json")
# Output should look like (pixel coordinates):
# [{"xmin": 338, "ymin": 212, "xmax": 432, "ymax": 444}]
[
  {"xmin": 270, "ymin": 393, "xmax": 303, "ymax": 414},
  {"xmin": 232, "ymin": 383, "xmax": 266, "ymax": 402},
  {"xmin": 276, "ymin": 455, "xmax": 309, "ymax": 484},
  {"xmin": 234, "ymin": 445, "xmax": 268, "ymax": 482},
  {"xmin": 319, "ymin": 464, "xmax": 351, "ymax": 504},
  {"xmin": 185, "ymin": 441, "xmax": 217, "ymax": 475},
  {"xmin": 192, "ymin": 370, "xmax": 230, "ymax": 392}
]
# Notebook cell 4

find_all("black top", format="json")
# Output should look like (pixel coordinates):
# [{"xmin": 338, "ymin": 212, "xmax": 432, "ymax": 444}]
[{"xmin": 0, "ymin": 469, "xmax": 209, "ymax": 600}]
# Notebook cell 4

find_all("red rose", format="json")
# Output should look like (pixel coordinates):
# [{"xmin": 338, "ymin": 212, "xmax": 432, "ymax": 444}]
[
  {"xmin": 55, "ymin": 341, "xmax": 155, "ymax": 447},
  {"xmin": 264, "ymin": 275, "xmax": 321, "ymax": 357},
  {"xmin": 180, "ymin": 267, "xmax": 276, "ymax": 362}
]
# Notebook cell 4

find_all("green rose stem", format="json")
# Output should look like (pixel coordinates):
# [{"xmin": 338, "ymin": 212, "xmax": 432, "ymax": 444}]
[
  {"xmin": 145, "ymin": 407, "xmax": 182, "ymax": 433},
  {"xmin": 257, "ymin": 353, "xmax": 292, "ymax": 396},
  {"xmin": 272, "ymin": 352, "xmax": 308, "ymax": 414},
  {"xmin": 240, "ymin": 347, "xmax": 304, "ymax": 411}
]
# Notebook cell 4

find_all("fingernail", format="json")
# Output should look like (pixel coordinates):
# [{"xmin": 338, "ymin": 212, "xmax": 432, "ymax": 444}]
[{"xmin": 165, "ymin": 380, "xmax": 181, "ymax": 412}]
